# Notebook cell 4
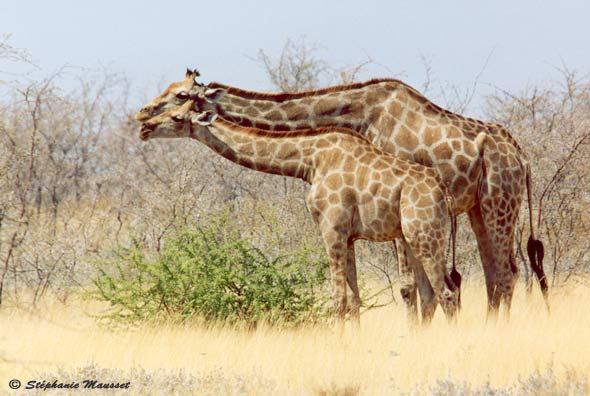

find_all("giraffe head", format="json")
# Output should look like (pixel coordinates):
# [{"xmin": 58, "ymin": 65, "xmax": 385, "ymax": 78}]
[
  {"xmin": 135, "ymin": 68, "xmax": 225, "ymax": 122},
  {"xmin": 139, "ymin": 97, "xmax": 221, "ymax": 141},
  {"xmin": 139, "ymin": 99, "xmax": 193, "ymax": 141}
]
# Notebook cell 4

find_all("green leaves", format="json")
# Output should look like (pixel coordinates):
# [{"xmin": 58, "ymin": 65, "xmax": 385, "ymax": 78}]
[{"xmin": 91, "ymin": 216, "xmax": 329, "ymax": 327}]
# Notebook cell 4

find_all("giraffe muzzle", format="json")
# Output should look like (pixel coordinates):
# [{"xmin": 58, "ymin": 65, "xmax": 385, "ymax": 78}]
[{"xmin": 139, "ymin": 124, "xmax": 155, "ymax": 141}]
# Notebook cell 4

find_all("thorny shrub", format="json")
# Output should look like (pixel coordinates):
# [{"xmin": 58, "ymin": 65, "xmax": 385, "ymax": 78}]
[{"xmin": 92, "ymin": 214, "xmax": 329, "ymax": 327}]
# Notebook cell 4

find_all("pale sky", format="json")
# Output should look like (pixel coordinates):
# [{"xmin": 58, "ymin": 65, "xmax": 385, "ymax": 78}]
[{"xmin": 1, "ymin": 0, "xmax": 588, "ymax": 115}]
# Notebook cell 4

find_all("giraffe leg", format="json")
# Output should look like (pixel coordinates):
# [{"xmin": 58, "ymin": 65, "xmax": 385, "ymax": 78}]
[
  {"xmin": 396, "ymin": 239, "xmax": 419, "ymax": 327},
  {"xmin": 468, "ymin": 205, "xmax": 502, "ymax": 317},
  {"xmin": 345, "ymin": 241, "xmax": 361, "ymax": 327},
  {"xmin": 477, "ymin": 146, "xmax": 525, "ymax": 318},
  {"xmin": 319, "ymin": 229, "xmax": 349, "ymax": 323},
  {"xmin": 401, "ymin": 241, "xmax": 437, "ymax": 324},
  {"xmin": 479, "ymin": 194, "xmax": 521, "ymax": 319},
  {"xmin": 414, "ymin": 256, "xmax": 437, "ymax": 323},
  {"xmin": 306, "ymin": 190, "xmax": 349, "ymax": 324}
]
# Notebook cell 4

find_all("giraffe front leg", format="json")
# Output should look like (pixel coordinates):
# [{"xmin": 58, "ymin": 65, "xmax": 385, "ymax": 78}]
[
  {"xmin": 346, "ymin": 241, "xmax": 361, "ymax": 327},
  {"xmin": 320, "ymin": 230, "xmax": 349, "ymax": 323},
  {"xmin": 306, "ymin": 193, "xmax": 349, "ymax": 324},
  {"xmin": 329, "ymin": 250, "xmax": 348, "ymax": 323},
  {"xmin": 395, "ymin": 239, "xmax": 419, "ymax": 327}
]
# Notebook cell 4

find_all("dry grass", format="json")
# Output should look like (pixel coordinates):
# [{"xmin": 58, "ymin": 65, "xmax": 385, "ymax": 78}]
[{"xmin": 1, "ymin": 280, "xmax": 589, "ymax": 395}]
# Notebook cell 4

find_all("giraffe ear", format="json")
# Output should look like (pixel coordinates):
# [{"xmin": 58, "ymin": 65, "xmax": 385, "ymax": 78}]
[
  {"xmin": 192, "ymin": 111, "xmax": 217, "ymax": 126},
  {"xmin": 204, "ymin": 88, "xmax": 226, "ymax": 103}
]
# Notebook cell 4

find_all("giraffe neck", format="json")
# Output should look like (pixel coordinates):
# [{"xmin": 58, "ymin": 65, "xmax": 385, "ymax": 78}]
[
  {"xmin": 210, "ymin": 81, "xmax": 394, "ymax": 133},
  {"xmin": 192, "ymin": 117, "xmax": 350, "ymax": 182}
]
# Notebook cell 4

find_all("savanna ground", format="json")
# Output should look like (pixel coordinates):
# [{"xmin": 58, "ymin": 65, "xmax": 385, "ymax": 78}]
[
  {"xmin": 2, "ymin": 36, "xmax": 590, "ymax": 395},
  {"xmin": 1, "ymin": 280, "xmax": 589, "ymax": 396}
]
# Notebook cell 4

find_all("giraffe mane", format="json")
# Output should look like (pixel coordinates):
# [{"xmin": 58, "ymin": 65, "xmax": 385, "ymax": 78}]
[
  {"xmin": 208, "ymin": 78, "xmax": 480, "ymax": 125},
  {"xmin": 212, "ymin": 116, "xmax": 374, "ymax": 145},
  {"xmin": 208, "ymin": 78, "xmax": 409, "ymax": 101}
]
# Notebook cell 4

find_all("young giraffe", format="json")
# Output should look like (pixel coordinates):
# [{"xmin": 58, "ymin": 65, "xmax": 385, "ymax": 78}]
[
  {"xmin": 139, "ymin": 98, "xmax": 461, "ymax": 323},
  {"xmin": 136, "ymin": 69, "xmax": 547, "ymax": 321}
]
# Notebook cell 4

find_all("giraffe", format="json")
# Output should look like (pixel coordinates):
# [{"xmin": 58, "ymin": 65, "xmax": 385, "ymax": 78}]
[
  {"xmin": 139, "ymin": 98, "xmax": 461, "ymax": 323},
  {"xmin": 136, "ymin": 69, "xmax": 548, "ymax": 321}
]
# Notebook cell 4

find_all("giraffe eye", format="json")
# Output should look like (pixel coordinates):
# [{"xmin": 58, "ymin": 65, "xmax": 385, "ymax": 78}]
[
  {"xmin": 175, "ymin": 92, "xmax": 189, "ymax": 100},
  {"xmin": 171, "ymin": 114, "xmax": 184, "ymax": 123}
]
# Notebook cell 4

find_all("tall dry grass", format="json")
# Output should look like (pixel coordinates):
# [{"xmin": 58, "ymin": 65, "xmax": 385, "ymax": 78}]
[{"xmin": 1, "ymin": 279, "xmax": 589, "ymax": 395}]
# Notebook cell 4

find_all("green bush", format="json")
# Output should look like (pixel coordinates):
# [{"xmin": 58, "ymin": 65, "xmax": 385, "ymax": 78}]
[{"xmin": 91, "ymin": 216, "xmax": 329, "ymax": 326}]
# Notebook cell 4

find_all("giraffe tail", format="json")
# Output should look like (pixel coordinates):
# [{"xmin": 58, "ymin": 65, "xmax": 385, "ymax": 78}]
[
  {"xmin": 445, "ymin": 193, "xmax": 462, "ymax": 309},
  {"xmin": 525, "ymin": 164, "xmax": 550, "ymax": 311}
]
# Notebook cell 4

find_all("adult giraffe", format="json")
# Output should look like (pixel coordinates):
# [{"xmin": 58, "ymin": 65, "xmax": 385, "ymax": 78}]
[
  {"xmin": 139, "ymin": 98, "xmax": 461, "ymax": 323},
  {"xmin": 136, "ymin": 69, "xmax": 547, "ymax": 321}
]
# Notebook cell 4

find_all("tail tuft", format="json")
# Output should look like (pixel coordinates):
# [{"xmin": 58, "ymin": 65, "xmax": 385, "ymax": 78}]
[
  {"xmin": 527, "ymin": 235, "xmax": 549, "ymax": 301},
  {"xmin": 450, "ymin": 267, "xmax": 462, "ymax": 291},
  {"xmin": 444, "ymin": 268, "xmax": 462, "ymax": 311}
]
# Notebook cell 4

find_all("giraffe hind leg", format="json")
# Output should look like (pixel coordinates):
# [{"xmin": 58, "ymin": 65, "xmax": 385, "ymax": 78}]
[
  {"xmin": 468, "ymin": 205, "xmax": 502, "ymax": 317},
  {"xmin": 478, "ymin": 150, "xmax": 525, "ymax": 318},
  {"xmin": 414, "ymin": 252, "xmax": 437, "ymax": 324},
  {"xmin": 396, "ymin": 239, "xmax": 420, "ymax": 326},
  {"xmin": 401, "ymin": 223, "xmax": 458, "ymax": 322}
]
